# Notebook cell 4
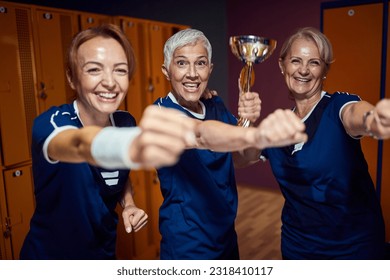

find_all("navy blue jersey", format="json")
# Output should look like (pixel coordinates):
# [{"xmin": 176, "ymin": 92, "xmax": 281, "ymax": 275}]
[
  {"xmin": 262, "ymin": 92, "xmax": 386, "ymax": 259},
  {"xmin": 20, "ymin": 101, "xmax": 136, "ymax": 259},
  {"xmin": 154, "ymin": 94, "xmax": 239, "ymax": 259}
]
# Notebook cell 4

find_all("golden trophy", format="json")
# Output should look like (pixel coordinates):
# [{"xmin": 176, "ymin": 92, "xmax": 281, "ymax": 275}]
[{"xmin": 230, "ymin": 35, "xmax": 277, "ymax": 127}]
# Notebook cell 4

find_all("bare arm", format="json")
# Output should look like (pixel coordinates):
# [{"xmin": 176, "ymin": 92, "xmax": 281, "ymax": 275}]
[
  {"xmin": 47, "ymin": 126, "xmax": 101, "ymax": 164},
  {"xmin": 193, "ymin": 109, "xmax": 307, "ymax": 160},
  {"xmin": 48, "ymin": 105, "xmax": 198, "ymax": 169},
  {"xmin": 342, "ymin": 99, "xmax": 390, "ymax": 139}
]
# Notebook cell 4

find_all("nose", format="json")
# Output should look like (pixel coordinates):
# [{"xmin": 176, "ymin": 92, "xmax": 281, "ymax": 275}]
[
  {"xmin": 101, "ymin": 71, "xmax": 116, "ymax": 88},
  {"xmin": 187, "ymin": 64, "xmax": 198, "ymax": 78},
  {"xmin": 298, "ymin": 63, "xmax": 309, "ymax": 75}
]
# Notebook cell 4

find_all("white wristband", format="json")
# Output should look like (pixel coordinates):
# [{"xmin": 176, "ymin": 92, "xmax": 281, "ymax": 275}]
[{"xmin": 91, "ymin": 127, "xmax": 142, "ymax": 170}]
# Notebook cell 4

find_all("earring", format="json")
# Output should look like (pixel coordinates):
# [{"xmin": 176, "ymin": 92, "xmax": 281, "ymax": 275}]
[{"xmin": 323, "ymin": 76, "xmax": 327, "ymax": 80}]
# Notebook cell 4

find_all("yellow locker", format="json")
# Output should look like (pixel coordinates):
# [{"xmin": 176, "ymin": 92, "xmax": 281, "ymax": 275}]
[
  {"xmin": 323, "ymin": 2, "xmax": 390, "ymax": 241},
  {"xmin": 1, "ymin": 165, "xmax": 34, "ymax": 259},
  {"xmin": 118, "ymin": 17, "xmax": 150, "ymax": 121},
  {"xmin": 31, "ymin": 6, "xmax": 79, "ymax": 113},
  {"xmin": 0, "ymin": 1, "xmax": 34, "ymax": 166},
  {"xmin": 0, "ymin": 169, "xmax": 8, "ymax": 259}
]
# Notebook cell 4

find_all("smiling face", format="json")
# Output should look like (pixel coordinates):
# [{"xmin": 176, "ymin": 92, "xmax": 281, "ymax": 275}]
[
  {"xmin": 70, "ymin": 36, "xmax": 129, "ymax": 125},
  {"xmin": 162, "ymin": 40, "xmax": 213, "ymax": 113},
  {"xmin": 279, "ymin": 38, "xmax": 327, "ymax": 100}
]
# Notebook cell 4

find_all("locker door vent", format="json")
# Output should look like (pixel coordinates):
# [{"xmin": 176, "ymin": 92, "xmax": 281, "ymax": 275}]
[
  {"xmin": 60, "ymin": 14, "xmax": 76, "ymax": 103},
  {"xmin": 15, "ymin": 8, "xmax": 37, "ymax": 150}
]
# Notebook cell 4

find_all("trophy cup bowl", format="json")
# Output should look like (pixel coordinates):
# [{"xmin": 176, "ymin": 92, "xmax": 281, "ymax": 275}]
[{"xmin": 230, "ymin": 35, "xmax": 277, "ymax": 127}]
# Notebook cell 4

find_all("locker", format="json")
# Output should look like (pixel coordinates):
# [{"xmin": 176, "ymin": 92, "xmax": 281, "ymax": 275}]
[
  {"xmin": 0, "ymin": 2, "xmax": 34, "ymax": 166},
  {"xmin": 1, "ymin": 165, "xmax": 34, "ymax": 259},
  {"xmin": 31, "ymin": 6, "xmax": 79, "ymax": 113}
]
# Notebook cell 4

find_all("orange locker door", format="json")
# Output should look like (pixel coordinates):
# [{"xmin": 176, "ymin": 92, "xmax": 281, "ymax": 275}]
[
  {"xmin": 32, "ymin": 7, "xmax": 79, "ymax": 114},
  {"xmin": 322, "ymin": 3, "xmax": 383, "ymax": 188},
  {"xmin": 3, "ymin": 165, "xmax": 35, "ymax": 259},
  {"xmin": 0, "ymin": 168, "xmax": 10, "ymax": 259},
  {"xmin": 323, "ymin": 2, "xmax": 390, "ymax": 241},
  {"xmin": 381, "ymin": 3, "xmax": 390, "ymax": 242},
  {"xmin": 119, "ymin": 17, "xmax": 149, "ymax": 121},
  {"xmin": 0, "ymin": 2, "xmax": 34, "ymax": 166}
]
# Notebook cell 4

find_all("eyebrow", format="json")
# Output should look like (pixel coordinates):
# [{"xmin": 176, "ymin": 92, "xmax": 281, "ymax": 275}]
[
  {"xmin": 173, "ymin": 55, "xmax": 208, "ymax": 60},
  {"xmin": 82, "ymin": 61, "xmax": 128, "ymax": 67}
]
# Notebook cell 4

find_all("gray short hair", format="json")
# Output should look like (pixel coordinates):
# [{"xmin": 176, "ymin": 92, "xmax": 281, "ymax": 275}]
[{"xmin": 163, "ymin": 28, "xmax": 212, "ymax": 68}]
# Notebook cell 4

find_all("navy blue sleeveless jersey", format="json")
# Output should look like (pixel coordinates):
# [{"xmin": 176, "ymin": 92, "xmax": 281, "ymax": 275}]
[
  {"xmin": 154, "ymin": 95, "xmax": 239, "ymax": 259},
  {"xmin": 262, "ymin": 92, "xmax": 386, "ymax": 259},
  {"xmin": 20, "ymin": 101, "xmax": 136, "ymax": 259}
]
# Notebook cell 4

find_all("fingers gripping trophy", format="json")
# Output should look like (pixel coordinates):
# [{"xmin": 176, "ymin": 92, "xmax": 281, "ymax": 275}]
[{"xmin": 230, "ymin": 35, "xmax": 277, "ymax": 127}]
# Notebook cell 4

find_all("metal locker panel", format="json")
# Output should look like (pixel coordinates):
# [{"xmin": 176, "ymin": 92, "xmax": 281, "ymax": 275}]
[
  {"xmin": 0, "ymin": 2, "xmax": 34, "ymax": 166},
  {"xmin": 119, "ymin": 17, "xmax": 149, "ymax": 122},
  {"xmin": 3, "ymin": 165, "xmax": 34, "ymax": 259},
  {"xmin": 322, "ymin": 3, "xmax": 383, "ymax": 186},
  {"xmin": 32, "ymin": 7, "xmax": 78, "ymax": 114},
  {"xmin": 147, "ymin": 22, "xmax": 170, "ymax": 105}
]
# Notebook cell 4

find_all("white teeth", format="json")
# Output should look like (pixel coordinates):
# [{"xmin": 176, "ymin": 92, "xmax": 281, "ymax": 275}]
[
  {"xmin": 98, "ymin": 92, "xmax": 117, "ymax": 99},
  {"xmin": 183, "ymin": 83, "xmax": 199, "ymax": 88},
  {"xmin": 295, "ymin": 77, "xmax": 310, "ymax": 82}
]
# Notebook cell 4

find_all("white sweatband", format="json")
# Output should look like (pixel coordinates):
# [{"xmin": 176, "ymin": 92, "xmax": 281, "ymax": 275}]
[{"xmin": 91, "ymin": 127, "xmax": 142, "ymax": 170}]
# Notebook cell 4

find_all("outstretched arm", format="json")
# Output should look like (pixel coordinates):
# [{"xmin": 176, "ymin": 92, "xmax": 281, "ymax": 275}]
[
  {"xmin": 193, "ymin": 108, "xmax": 307, "ymax": 160},
  {"xmin": 47, "ymin": 105, "xmax": 198, "ymax": 169},
  {"xmin": 342, "ymin": 98, "xmax": 390, "ymax": 139}
]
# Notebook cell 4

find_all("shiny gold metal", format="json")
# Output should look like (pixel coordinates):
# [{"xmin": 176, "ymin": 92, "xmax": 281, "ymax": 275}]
[{"xmin": 230, "ymin": 35, "xmax": 277, "ymax": 127}]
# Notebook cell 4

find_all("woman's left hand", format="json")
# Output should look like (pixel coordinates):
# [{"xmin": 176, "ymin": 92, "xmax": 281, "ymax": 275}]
[
  {"xmin": 122, "ymin": 205, "xmax": 148, "ymax": 233},
  {"xmin": 201, "ymin": 88, "xmax": 218, "ymax": 99}
]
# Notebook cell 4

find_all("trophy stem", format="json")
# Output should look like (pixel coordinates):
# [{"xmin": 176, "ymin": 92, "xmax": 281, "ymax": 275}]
[
  {"xmin": 237, "ymin": 62, "xmax": 254, "ymax": 127},
  {"xmin": 244, "ymin": 63, "xmax": 253, "ymax": 93}
]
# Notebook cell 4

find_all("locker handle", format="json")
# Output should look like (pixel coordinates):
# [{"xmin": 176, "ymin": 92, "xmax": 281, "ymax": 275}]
[
  {"xmin": 147, "ymin": 78, "xmax": 154, "ymax": 93},
  {"xmin": 5, "ymin": 214, "xmax": 23, "ymax": 228},
  {"xmin": 39, "ymin": 81, "xmax": 48, "ymax": 100},
  {"xmin": 2, "ymin": 213, "xmax": 23, "ymax": 238}
]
